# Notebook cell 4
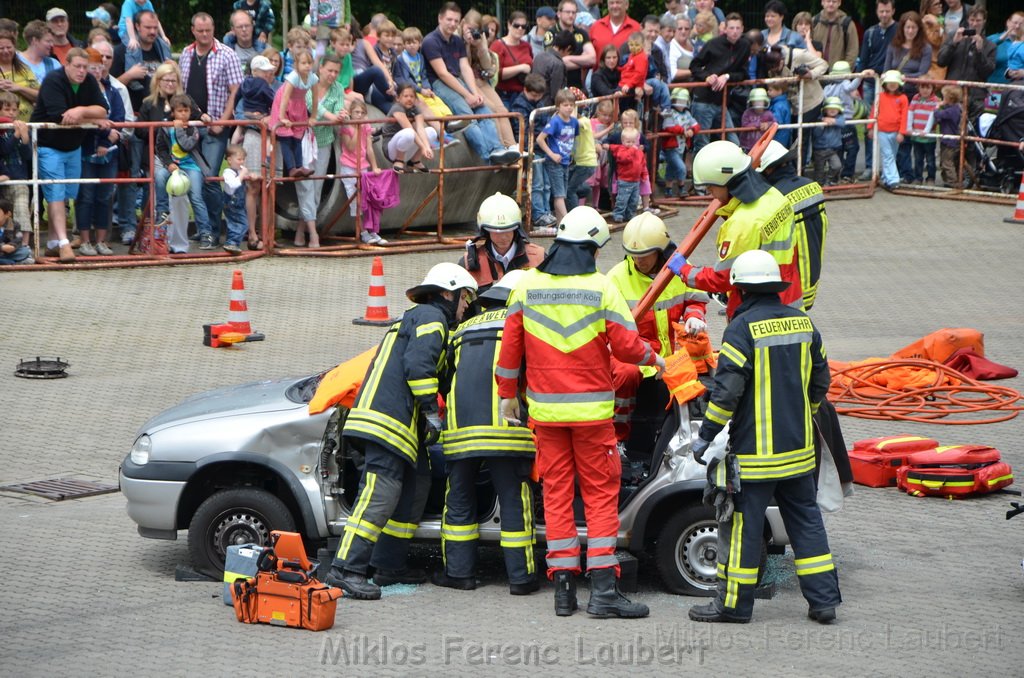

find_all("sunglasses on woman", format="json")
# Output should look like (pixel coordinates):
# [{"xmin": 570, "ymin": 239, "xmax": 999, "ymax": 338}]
[{"xmin": 512, "ymin": 22, "xmax": 528, "ymax": 29}]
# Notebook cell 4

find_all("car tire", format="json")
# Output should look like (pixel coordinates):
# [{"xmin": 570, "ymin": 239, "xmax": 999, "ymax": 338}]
[
  {"xmin": 188, "ymin": 488, "xmax": 296, "ymax": 576},
  {"xmin": 654, "ymin": 504, "xmax": 767, "ymax": 596}
]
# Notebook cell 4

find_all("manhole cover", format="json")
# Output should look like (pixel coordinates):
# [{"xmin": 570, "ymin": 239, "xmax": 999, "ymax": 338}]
[
  {"xmin": 15, "ymin": 357, "xmax": 70, "ymax": 379},
  {"xmin": 1, "ymin": 478, "xmax": 117, "ymax": 501}
]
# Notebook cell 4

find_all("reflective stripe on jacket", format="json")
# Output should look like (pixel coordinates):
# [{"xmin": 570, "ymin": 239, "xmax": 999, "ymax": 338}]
[
  {"xmin": 343, "ymin": 303, "xmax": 449, "ymax": 464},
  {"xmin": 767, "ymin": 171, "xmax": 828, "ymax": 310},
  {"xmin": 698, "ymin": 294, "xmax": 830, "ymax": 481},
  {"xmin": 442, "ymin": 308, "xmax": 535, "ymax": 460},
  {"xmin": 496, "ymin": 268, "xmax": 658, "ymax": 424}
]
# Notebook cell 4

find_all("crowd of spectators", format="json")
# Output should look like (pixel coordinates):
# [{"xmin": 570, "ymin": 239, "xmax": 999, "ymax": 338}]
[{"xmin": 0, "ymin": 0, "xmax": 1023, "ymax": 262}]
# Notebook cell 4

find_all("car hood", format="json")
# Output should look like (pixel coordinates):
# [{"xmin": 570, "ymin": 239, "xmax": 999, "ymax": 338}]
[{"xmin": 140, "ymin": 375, "xmax": 311, "ymax": 433}]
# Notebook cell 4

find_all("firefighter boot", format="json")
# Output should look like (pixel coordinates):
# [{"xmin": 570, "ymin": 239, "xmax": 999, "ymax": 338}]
[
  {"xmin": 554, "ymin": 571, "xmax": 577, "ymax": 616},
  {"xmin": 325, "ymin": 566, "xmax": 382, "ymax": 600},
  {"xmin": 586, "ymin": 568, "xmax": 649, "ymax": 618},
  {"xmin": 688, "ymin": 600, "xmax": 750, "ymax": 624},
  {"xmin": 808, "ymin": 607, "xmax": 837, "ymax": 624},
  {"xmin": 373, "ymin": 568, "xmax": 428, "ymax": 586}
]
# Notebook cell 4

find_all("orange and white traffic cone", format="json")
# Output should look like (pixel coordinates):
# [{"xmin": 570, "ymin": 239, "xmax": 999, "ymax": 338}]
[
  {"xmin": 1004, "ymin": 172, "xmax": 1024, "ymax": 224},
  {"xmin": 353, "ymin": 256, "xmax": 397, "ymax": 326},
  {"xmin": 228, "ymin": 269, "xmax": 255, "ymax": 334}
]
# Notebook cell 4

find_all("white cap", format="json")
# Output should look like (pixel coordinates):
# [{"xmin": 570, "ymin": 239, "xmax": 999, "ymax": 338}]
[
  {"xmin": 249, "ymin": 55, "xmax": 275, "ymax": 72},
  {"xmin": 46, "ymin": 7, "xmax": 68, "ymax": 21}
]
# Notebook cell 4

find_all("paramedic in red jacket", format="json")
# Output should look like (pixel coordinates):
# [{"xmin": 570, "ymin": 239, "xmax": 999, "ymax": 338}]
[{"xmin": 496, "ymin": 205, "xmax": 665, "ymax": 619}]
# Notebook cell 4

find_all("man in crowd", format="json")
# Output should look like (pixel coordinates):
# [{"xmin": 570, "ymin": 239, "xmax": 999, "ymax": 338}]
[
  {"xmin": 528, "ymin": 7, "xmax": 557, "ymax": 58},
  {"xmin": 810, "ymin": 0, "xmax": 859, "ymax": 67},
  {"xmin": 19, "ymin": 20, "xmax": 60, "ymax": 85},
  {"xmin": 45, "ymin": 7, "xmax": 84, "ymax": 65},
  {"xmin": 423, "ymin": 2, "xmax": 521, "ymax": 166},
  {"xmin": 590, "ymin": 0, "xmax": 642, "ymax": 59},
  {"xmin": 937, "ymin": 8, "xmax": 995, "ymax": 120},
  {"xmin": 30, "ymin": 47, "xmax": 109, "ymax": 262},
  {"xmin": 689, "ymin": 13, "xmax": 749, "ymax": 154},
  {"xmin": 179, "ymin": 12, "xmax": 243, "ymax": 249},
  {"xmin": 112, "ymin": 10, "xmax": 171, "ymax": 101},
  {"xmin": 855, "ymin": 0, "xmax": 896, "ymax": 180},
  {"xmin": 545, "ymin": 1, "xmax": 595, "ymax": 90},
  {"xmin": 224, "ymin": 10, "xmax": 267, "ymax": 68}
]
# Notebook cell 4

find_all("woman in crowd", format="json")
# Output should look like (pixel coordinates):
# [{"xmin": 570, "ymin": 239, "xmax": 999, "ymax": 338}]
[
  {"xmin": 885, "ymin": 12, "xmax": 932, "ymax": 97},
  {"xmin": 590, "ymin": 43, "xmax": 622, "ymax": 98},
  {"xmin": 989, "ymin": 11, "xmax": 1024, "ymax": 84},
  {"xmin": 492, "ymin": 11, "xmax": 533, "ymax": 109},
  {"xmin": 0, "ymin": 30, "xmax": 38, "ymax": 121},
  {"xmin": 304, "ymin": 53, "xmax": 348, "ymax": 220},
  {"xmin": 762, "ymin": 1, "xmax": 806, "ymax": 50},
  {"xmin": 918, "ymin": 0, "xmax": 947, "ymax": 81},
  {"xmin": 463, "ymin": 10, "xmax": 517, "ymax": 151}
]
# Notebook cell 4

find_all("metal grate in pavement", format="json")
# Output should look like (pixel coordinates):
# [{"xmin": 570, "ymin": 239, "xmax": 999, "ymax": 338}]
[{"xmin": 0, "ymin": 478, "xmax": 118, "ymax": 501}]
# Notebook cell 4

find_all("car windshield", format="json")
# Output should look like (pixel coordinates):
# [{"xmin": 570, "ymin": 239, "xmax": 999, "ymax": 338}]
[{"xmin": 286, "ymin": 372, "xmax": 327, "ymax": 404}]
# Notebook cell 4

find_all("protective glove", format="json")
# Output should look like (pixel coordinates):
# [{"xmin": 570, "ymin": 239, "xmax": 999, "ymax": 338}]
[
  {"xmin": 652, "ymin": 353, "xmax": 667, "ymax": 378},
  {"xmin": 500, "ymin": 398, "xmax": 522, "ymax": 426},
  {"xmin": 684, "ymin": 316, "xmax": 707, "ymax": 336},
  {"xmin": 422, "ymin": 408, "xmax": 443, "ymax": 446},
  {"xmin": 665, "ymin": 252, "xmax": 688, "ymax": 277},
  {"xmin": 691, "ymin": 436, "xmax": 711, "ymax": 464}
]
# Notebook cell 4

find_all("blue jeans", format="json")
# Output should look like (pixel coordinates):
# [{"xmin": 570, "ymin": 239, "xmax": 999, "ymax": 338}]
[
  {"xmin": 613, "ymin": 180, "xmax": 640, "ymax": 222},
  {"xmin": 201, "ymin": 128, "xmax": 228, "ymax": 238},
  {"xmin": 896, "ymin": 140, "xmax": 913, "ymax": 181},
  {"xmin": 646, "ymin": 78, "xmax": 671, "ymax": 110},
  {"xmin": 0, "ymin": 244, "xmax": 32, "ymax": 264},
  {"xmin": 278, "ymin": 135, "xmax": 302, "ymax": 174},
  {"xmin": 223, "ymin": 186, "xmax": 248, "ymax": 246},
  {"xmin": 545, "ymin": 159, "xmax": 569, "ymax": 198},
  {"xmin": 530, "ymin": 155, "xmax": 551, "ymax": 219},
  {"xmin": 76, "ymin": 159, "xmax": 118, "ymax": 234},
  {"xmin": 878, "ymin": 131, "xmax": 900, "ymax": 187},
  {"xmin": 862, "ymin": 80, "xmax": 876, "ymax": 169},
  {"xmin": 155, "ymin": 162, "xmax": 212, "ymax": 236},
  {"xmin": 566, "ymin": 164, "xmax": 596, "ymax": 210},
  {"xmin": 352, "ymin": 66, "xmax": 393, "ymax": 111},
  {"xmin": 690, "ymin": 100, "xmax": 738, "ymax": 155},
  {"xmin": 116, "ymin": 135, "xmax": 144, "ymax": 234},
  {"xmin": 840, "ymin": 126, "xmax": 858, "ymax": 178},
  {"xmin": 663, "ymin": 147, "xmax": 686, "ymax": 182},
  {"xmin": 432, "ymin": 77, "xmax": 505, "ymax": 161},
  {"xmin": 911, "ymin": 142, "xmax": 936, "ymax": 182}
]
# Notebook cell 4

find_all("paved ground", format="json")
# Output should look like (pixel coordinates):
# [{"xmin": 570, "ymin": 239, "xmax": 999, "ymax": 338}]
[{"xmin": 1, "ymin": 192, "xmax": 1023, "ymax": 676}]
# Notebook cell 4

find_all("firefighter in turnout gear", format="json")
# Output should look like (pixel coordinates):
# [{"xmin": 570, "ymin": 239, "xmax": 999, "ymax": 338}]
[
  {"xmin": 608, "ymin": 212, "xmax": 709, "ymax": 444},
  {"xmin": 432, "ymin": 270, "xmax": 541, "ymax": 595},
  {"xmin": 459, "ymin": 192, "xmax": 546, "ymax": 292},
  {"xmin": 326, "ymin": 263, "xmax": 478, "ymax": 600},
  {"xmin": 686, "ymin": 250, "xmax": 841, "ymax": 624},
  {"xmin": 665, "ymin": 140, "xmax": 804, "ymax": 319},
  {"xmin": 496, "ymin": 206, "xmax": 666, "ymax": 619},
  {"xmin": 757, "ymin": 140, "xmax": 829, "ymax": 310}
]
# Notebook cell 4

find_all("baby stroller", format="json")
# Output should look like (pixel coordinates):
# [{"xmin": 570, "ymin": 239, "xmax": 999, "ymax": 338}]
[{"xmin": 967, "ymin": 88, "xmax": 1024, "ymax": 194}]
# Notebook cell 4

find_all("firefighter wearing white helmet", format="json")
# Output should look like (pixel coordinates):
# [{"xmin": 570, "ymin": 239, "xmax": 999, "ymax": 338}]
[
  {"xmin": 757, "ymin": 140, "xmax": 829, "ymax": 310},
  {"xmin": 433, "ymin": 268, "xmax": 540, "ymax": 595},
  {"xmin": 666, "ymin": 140, "xmax": 803, "ymax": 319},
  {"xmin": 688, "ymin": 248, "xmax": 840, "ymax": 625},
  {"xmin": 496, "ymin": 205, "xmax": 664, "ymax": 619},
  {"xmin": 607, "ymin": 212, "xmax": 709, "ymax": 444},
  {"xmin": 327, "ymin": 262, "xmax": 478, "ymax": 600},
  {"xmin": 460, "ymin": 192, "xmax": 545, "ymax": 291}
]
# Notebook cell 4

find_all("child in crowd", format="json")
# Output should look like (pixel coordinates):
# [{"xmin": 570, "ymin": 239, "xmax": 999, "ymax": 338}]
[
  {"xmin": 619, "ymin": 33, "xmax": 649, "ymax": 109},
  {"xmin": 221, "ymin": 144, "xmax": 251, "ymax": 253},
  {"xmin": 588, "ymin": 99, "xmax": 617, "ymax": 210},
  {"xmin": 374, "ymin": 21, "xmax": 400, "ymax": 81},
  {"xmin": 119, "ymin": 0, "xmax": 170, "ymax": 70},
  {"xmin": 740, "ymin": 87, "xmax": 775, "ymax": 152},
  {"xmin": 768, "ymin": 83, "xmax": 792, "ymax": 147},
  {"xmin": 0, "ymin": 93, "xmax": 30, "ymax": 242},
  {"xmin": 869, "ymin": 70, "xmax": 908, "ymax": 191},
  {"xmin": 282, "ymin": 26, "xmax": 314, "ymax": 78},
  {"xmin": 233, "ymin": 0, "xmax": 276, "ymax": 44},
  {"xmin": 934, "ymin": 85, "xmax": 964, "ymax": 188},
  {"xmin": 0, "ymin": 197, "xmax": 32, "ymax": 265},
  {"xmin": 907, "ymin": 81, "xmax": 939, "ymax": 184},
  {"xmin": 823, "ymin": 61, "xmax": 862, "ymax": 181},
  {"xmin": 604, "ymin": 127, "xmax": 649, "ymax": 223},
  {"xmin": 567, "ymin": 106, "xmax": 598, "ymax": 210},
  {"xmin": 271, "ymin": 47, "xmax": 318, "ymax": 178},
  {"xmin": 691, "ymin": 11, "xmax": 716, "ymax": 57},
  {"xmin": 537, "ymin": 89, "xmax": 579, "ymax": 222},
  {"xmin": 812, "ymin": 97, "xmax": 845, "ymax": 185},
  {"xmin": 618, "ymin": 109, "xmax": 656, "ymax": 213},
  {"xmin": 338, "ymin": 98, "xmax": 383, "ymax": 243},
  {"xmin": 156, "ymin": 94, "xmax": 212, "ymax": 252},
  {"xmin": 234, "ymin": 54, "xmax": 277, "ymax": 145},
  {"xmin": 395, "ymin": 27, "xmax": 453, "ymax": 121},
  {"xmin": 381, "ymin": 83, "xmax": 437, "ymax": 174},
  {"xmin": 661, "ymin": 88, "xmax": 700, "ymax": 197},
  {"xmin": 509, "ymin": 74, "xmax": 554, "ymax": 229},
  {"xmin": 309, "ymin": 0, "xmax": 343, "ymax": 56}
]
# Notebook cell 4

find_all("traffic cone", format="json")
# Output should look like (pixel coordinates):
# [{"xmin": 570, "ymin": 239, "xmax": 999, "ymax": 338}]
[
  {"xmin": 228, "ymin": 269, "xmax": 254, "ymax": 334},
  {"xmin": 1004, "ymin": 172, "xmax": 1024, "ymax": 224},
  {"xmin": 353, "ymin": 256, "xmax": 397, "ymax": 326}
]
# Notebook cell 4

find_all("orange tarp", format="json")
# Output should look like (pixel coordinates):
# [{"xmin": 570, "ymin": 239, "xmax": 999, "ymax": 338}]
[{"xmin": 308, "ymin": 347, "xmax": 377, "ymax": 415}]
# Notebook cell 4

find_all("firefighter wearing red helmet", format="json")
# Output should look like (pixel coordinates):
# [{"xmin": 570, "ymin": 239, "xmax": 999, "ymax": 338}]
[{"xmin": 496, "ymin": 205, "xmax": 665, "ymax": 618}]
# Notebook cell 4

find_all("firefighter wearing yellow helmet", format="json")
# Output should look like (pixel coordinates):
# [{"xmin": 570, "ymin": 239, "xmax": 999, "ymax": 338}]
[{"xmin": 459, "ymin": 192, "xmax": 546, "ymax": 291}]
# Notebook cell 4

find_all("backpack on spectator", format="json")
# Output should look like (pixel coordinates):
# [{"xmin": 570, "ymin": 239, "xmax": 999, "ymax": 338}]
[{"xmin": 811, "ymin": 15, "xmax": 853, "ymax": 57}]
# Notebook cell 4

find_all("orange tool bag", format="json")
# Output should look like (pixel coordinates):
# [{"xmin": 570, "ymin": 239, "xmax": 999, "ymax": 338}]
[
  {"xmin": 232, "ymin": 536, "xmax": 342, "ymax": 631},
  {"xmin": 849, "ymin": 435, "xmax": 940, "ymax": 487},
  {"xmin": 896, "ymin": 444, "xmax": 1013, "ymax": 499}
]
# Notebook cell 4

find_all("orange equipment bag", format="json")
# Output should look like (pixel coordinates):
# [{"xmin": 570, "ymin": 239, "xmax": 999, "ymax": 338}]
[
  {"xmin": 671, "ymin": 325, "xmax": 718, "ymax": 375},
  {"xmin": 897, "ymin": 461, "xmax": 1014, "ymax": 499},
  {"xmin": 891, "ymin": 328, "xmax": 985, "ymax": 364},
  {"xmin": 661, "ymin": 347, "xmax": 707, "ymax": 405},
  {"xmin": 849, "ymin": 435, "xmax": 940, "ymax": 487}
]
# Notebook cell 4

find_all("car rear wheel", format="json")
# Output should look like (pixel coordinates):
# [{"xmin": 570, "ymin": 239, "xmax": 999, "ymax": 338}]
[
  {"xmin": 188, "ymin": 488, "xmax": 296, "ymax": 576},
  {"xmin": 655, "ymin": 504, "xmax": 767, "ymax": 596}
]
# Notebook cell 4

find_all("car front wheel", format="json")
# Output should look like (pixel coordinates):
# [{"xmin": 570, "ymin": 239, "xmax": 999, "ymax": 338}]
[{"xmin": 188, "ymin": 488, "xmax": 296, "ymax": 576}]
